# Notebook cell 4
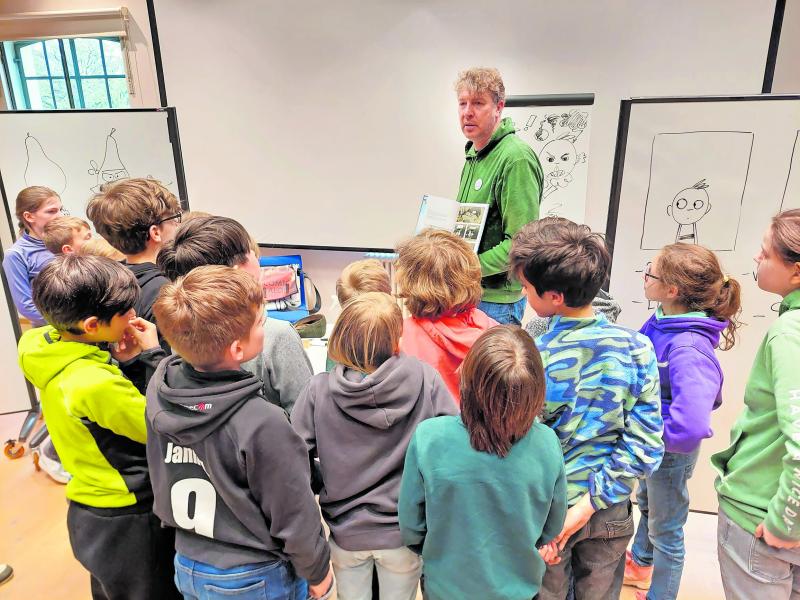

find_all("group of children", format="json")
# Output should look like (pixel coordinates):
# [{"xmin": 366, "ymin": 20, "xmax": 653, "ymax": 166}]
[{"xmin": 4, "ymin": 177, "xmax": 800, "ymax": 600}]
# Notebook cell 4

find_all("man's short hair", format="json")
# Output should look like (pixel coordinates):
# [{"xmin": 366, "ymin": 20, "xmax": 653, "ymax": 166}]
[
  {"xmin": 509, "ymin": 217, "xmax": 610, "ymax": 308},
  {"xmin": 396, "ymin": 229, "xmax": 482, "ymax": 319},
  {"xmin": 157, "ymin": 216, "xmax": 252, "ymax": 281},
  {"xmin": 86, "ymin": 178, "xmax": 180, "ymax": 255},
  {"xmin": 33, "ymin": 254, "xmax": 139, "ymax": 334},
  {"xmin": 336, "ymin": 259, "xmax": 392, "ymax": 306},
  {"xmin": 454, "ymin": 67, "xmax": 505, "ymax": 105},
  {"xmin": 327, "ymin": 292, "xmax": 402, "ymax": 373},
  {"xmin": 154, "ymin": 266, "xmax": 263, "ymax": 369},
  {"xmin": 42, "ymin": 216, "xmax": 90, "ymax": 254}
]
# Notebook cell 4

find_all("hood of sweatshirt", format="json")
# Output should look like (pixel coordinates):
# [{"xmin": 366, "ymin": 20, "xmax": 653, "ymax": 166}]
[
  {"xmin": 640, "ymin": 312, "xmax": 727, "ymax": 349},
  {"xmin": 125, "ymin": 261, "xmax": 165, "ymax": 289},
  {"xmin": 415, "ymin": 307, "xmax": 497, "ymax": 363},
  {"xmin": 18, "ymin": 326, "xmax": 109, "ymax": 389},
  {"xmin": 465, "ymin": 117, "xmax": 517, "ymax": 159},
  {"xmin": 327, "ymin": 354, "xmax": 432, "ymax": 430},
  {"xmin": 148, "ymin": 354, "xmax": 264, "ymax": 446}
]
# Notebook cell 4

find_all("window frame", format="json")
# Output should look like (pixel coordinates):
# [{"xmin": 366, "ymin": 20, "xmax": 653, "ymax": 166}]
[{"xmin": 8, "ymin": 36, "xmax": 128, "ymax": 110}]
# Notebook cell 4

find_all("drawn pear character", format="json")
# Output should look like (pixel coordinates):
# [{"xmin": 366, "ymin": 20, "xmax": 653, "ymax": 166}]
[
  {"xmin": 88, "ymin": 128, "xmax": 130, "ymax": 193},
  {"xmin": 24, "ymin": 133, "xmax": 67, "ymax": 194}
]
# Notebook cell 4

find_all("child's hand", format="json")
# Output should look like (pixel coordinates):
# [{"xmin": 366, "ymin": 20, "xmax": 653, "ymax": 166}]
[
  {"xmin": 755, "ymin": 522, "xmax": 800, "ymax": 549},
  {"xmin": 555, "ymin": 493, "xmax": 596, "ymax": 550},
  {"xmin": 125, "ymin": 317, "xmax": 160, "ymax": 351},
  {"xmin": 308, "ymin": 567, "xmax": 334, "ymax": 599},
  {"xmin": 111, "ymin": 330, "xmax": 141, "ymax": 363},
  {"xmin": 538, "ymin": 541, "xmax": 561, "ymax": 565}
]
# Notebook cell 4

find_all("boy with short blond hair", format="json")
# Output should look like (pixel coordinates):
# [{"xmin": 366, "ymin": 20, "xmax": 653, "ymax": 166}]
[
  {"xmin": 42, "ymin": 216, "xmax": 92, "ymax": 255},
  {"xmin": 148, "ymin": 266, "xmax": 333, "ymax": 599},
  {"xmin": 335, "ymin": 259, "xmax": 391, "ymax": 306},
  {"xmin": 18, "ymin": 254, "xmax": 178, "ymax": 599},
  {"xmin": 509, "ymin": 217, "xmax": 664, "ymax": 600}
]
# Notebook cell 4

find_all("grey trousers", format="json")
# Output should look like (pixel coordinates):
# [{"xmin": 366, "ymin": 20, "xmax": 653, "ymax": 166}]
[{"xmin": 718, "ymin": 509, "xmax": 800, "ymax": 600}]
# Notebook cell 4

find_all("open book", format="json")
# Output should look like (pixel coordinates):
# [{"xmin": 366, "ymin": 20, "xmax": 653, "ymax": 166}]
[{"xmin": 415, "ymin": 194, "xmax": 489, "ymax": 252}]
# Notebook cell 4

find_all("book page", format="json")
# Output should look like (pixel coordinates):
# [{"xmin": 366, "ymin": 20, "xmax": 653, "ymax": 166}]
[
  {"xmin": 453, "ymin": 203, "xmax": 490, "ymax": 252},
  {"xmin": 415, "ymin": 194, "xmax": 459, "ymax": 232}
]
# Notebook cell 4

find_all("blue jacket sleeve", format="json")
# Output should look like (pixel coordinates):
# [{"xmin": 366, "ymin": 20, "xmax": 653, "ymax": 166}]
[{"xmin": 2, "ymin": 250, "xmax": 44, "ymax": 324}]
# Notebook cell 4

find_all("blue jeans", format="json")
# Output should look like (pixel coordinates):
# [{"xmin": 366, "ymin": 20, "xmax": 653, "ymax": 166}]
[
  {"xmin": 631, "ymin": 448, "xmax": 700, "ymax": 600},
  {"xmin": 173, "ymin": 553, "xmax": 308, "ymax": 600},
  {"xmin": 478, "ymin": 297, "xmax": 527, "ymax": 326}
]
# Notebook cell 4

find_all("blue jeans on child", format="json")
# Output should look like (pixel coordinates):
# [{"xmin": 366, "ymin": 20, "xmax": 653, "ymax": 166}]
[
  {"xmin": 173, "ymin": 553, "xmax": 308, "ymax": 600},
  {"xmin": 631, "ymin": 448, "xmax": 700, "ymax": 600},
  {"xmin": 478, "ymin": 297, "xmax": 527, "ymax": 326},
  {"xmin": 329, "ymin": 539, "xmax": 421, "ymax": 600}
]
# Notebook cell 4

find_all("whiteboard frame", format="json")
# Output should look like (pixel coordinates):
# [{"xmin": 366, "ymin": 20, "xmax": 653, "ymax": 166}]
[{"xmin": 0, "ymin": 106, "xmax": 188, "ymax": 415}]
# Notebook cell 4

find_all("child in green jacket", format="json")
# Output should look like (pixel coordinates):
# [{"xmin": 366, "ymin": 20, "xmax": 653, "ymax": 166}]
[
  {"xmin": 18, "ymin": 254, "xmax": 179, "ymax": 599},
  {"xmin": 399, "ymin": 326, "xmax": 566, "ymax": 600},
  {"xmin": 713, "ymin": 209, "xmax": 800, "ymax": 598}
]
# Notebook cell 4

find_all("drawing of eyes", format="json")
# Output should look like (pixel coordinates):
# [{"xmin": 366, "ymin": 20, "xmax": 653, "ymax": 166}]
[
  {"xmin": 561, "ymin": 153, "xmax": 571, "ymax": 162},
  {"xmin": 676, "ymin": 198, "xmax": 687, "ymax": 209},
  {"xmin": 546, "ymin": 154, "xmax": 555, "ymax": 162},
  {"xmin": 693, "ymin": 199, "xmax": 705, "ymax": 209}
]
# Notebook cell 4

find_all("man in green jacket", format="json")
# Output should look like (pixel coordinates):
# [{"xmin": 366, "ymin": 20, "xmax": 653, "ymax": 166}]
[{"xmin": 455, "ymin": 67, "xmax": 543, "ymax": 325}]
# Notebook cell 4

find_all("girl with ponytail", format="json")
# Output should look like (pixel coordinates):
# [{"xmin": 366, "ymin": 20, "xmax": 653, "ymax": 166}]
[{"xmin": 625, "ymin": 242, "xmax": 741, "ymax": 600}]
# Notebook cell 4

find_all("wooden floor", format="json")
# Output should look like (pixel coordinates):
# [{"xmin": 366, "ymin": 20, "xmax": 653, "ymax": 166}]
[{"xmin": 0, "ymin": 411, "xmax": 724, "ymax": 599}]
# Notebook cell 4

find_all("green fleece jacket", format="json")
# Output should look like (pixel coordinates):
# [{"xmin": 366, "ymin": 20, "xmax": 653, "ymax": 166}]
[
  {"xmin": 457, "ymin": 117, "xmax": 542, "ymax": 303},
  {"xmin": 399, "ymin": 416, "xmax": 566, "ymax": 600},
  {"xmin": 713, "ymin": 289, "xmax": 800, "ymax": 542},
  {"xmin": 18, "ymin": 326, "xmax": 156, "ymax": 508}
]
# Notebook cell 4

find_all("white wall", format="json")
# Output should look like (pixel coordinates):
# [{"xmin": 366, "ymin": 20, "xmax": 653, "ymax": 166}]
[{"xmin": 773, "ymin": 0, "xmax": 800, "ymax": 93}]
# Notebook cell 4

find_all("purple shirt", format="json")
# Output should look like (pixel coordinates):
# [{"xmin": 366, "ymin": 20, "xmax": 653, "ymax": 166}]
[
  {"xmin": 640, "ymin": 312, "xmax": 727, "ymax": 453},
  {"xmin": 2, "ymin": 233, "xmax": 55, "ymax": 326}
]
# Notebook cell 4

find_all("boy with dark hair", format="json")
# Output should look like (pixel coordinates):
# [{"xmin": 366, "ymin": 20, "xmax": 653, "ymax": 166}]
[
  {"xmin": 157, "ymin": 215, "xmax": 312, "ymax": 415},
  {"xmin": 18, "ymin": 254, "xmax": 179, "ymax": 599},
  {"xmin": 509, "ymin": 217, "xmax": 664, "ymax": 600},
  {"xmin": 149, "ymin": 266, "xmax": 333, "ymax": 599}
]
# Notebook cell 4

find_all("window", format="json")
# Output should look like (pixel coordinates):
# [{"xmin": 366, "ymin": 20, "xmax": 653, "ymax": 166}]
[{"xmin": 1, "ymin": 37, "xmax": 129, "ymax": 110}]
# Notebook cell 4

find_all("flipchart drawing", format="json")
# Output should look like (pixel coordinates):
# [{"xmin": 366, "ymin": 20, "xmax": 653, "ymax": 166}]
[
  {"xmin": 23, "ymin": 133, "xmax": 67, "ymax": 195},
  {"xmin": 640, "ymin": 131, "xmax": 753, "ymax": 252},
  {"xmin": 88, "ymin": 128, "xmax": 130, "ymax": 193},
  {"xmin": 780, "ymin": 131, "xmax": 800, "ymax": 211}
]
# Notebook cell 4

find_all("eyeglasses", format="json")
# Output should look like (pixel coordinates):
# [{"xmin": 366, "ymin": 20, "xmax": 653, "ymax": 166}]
[
  {"xmin": 644, "ymin": 262, "xmax": 661, "ymax": 281},
  {"xmin": 59, "ymin": 207, "xmax": 70, "ymax": 216},
  {"xmin": 153, "ymin": 212, "xmax": 182, "ymax": 226}
]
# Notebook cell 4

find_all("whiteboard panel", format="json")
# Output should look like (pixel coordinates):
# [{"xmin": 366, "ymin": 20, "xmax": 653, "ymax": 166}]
[
  {"xmin": 152, "ymin": 0, "xmax": 774, "ymax": 248},
  {"xmin": 608, "ymin": 96, "xmax": 800, "ymax": 512},
  {"xmin": 0, "ymin": 109, "xmax": 183, "ymax": 228}
]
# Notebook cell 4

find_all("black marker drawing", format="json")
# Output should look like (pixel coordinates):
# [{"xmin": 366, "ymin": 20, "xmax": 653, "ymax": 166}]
[
  {"xmin": 640, "ymin": 131, "xmax": 753, "ymax": 252},
  {"xmin": 668, "ymin": 179, "xmax": 711, "ymax": 244},
  {"xmin": 24, "ymin": 133, "xmax": 66, "ymax": 194},
  {"xmin": 780, "ymin": 131, "xmax": 800, "ymax": 211},
  {"xmin": 523, "ymin": 114, "xmax": 537, "ymax": 131},
  {"xmin": 88, "ymin": 128, "xmax": 130, "ymax": 193}
]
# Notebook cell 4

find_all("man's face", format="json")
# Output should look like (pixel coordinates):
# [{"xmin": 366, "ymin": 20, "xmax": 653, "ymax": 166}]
[
  {"xmin": 458, "ymin": 89, "xmax": 503, "ymax": 150},
  {"xmin": 669, "ymin": 186, "xmax": 710, "ymax": 225}
]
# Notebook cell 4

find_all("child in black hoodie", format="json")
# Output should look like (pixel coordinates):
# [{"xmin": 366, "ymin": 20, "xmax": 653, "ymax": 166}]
[
  {"xmin": 147, "ymin": 265, "xmax": 333, "ymax": 599},
  {"xmin": 292, "ymin": 292, "xmax": 457, "ymax": 600},
  {"xmin": 87, "ymin": 178, "xmax": 180, "ymax": 393}
]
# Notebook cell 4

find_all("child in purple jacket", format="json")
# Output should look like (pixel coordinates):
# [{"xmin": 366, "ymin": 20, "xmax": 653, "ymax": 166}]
[{"xmin": 625, "ymin": 243, "xmax": 741, "ymax": 600}]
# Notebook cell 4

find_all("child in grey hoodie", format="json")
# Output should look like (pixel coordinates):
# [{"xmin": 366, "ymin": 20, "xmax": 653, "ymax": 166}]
[{"xmin": 292, "ymin": 292, "xmax": 457, "ymax": 600}]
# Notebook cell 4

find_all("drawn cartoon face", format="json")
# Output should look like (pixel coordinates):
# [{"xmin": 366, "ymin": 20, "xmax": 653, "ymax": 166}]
[
  {"xmin": 541, "ymin": 139, "xmax": 578, "ymax": 180},
  {"xmin": 102, "ymin": 168, "xmax": 130, "ymax": 183},
  {"xmin": 668, "ymin": 185, "xmax": 710, "ymax": 225}
]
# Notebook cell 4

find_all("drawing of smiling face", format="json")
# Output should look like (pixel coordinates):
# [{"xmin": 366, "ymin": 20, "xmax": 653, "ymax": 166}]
[
  {"xmin": 541, "ymin": 139, "xmax": 577, "ymax": 180},
  {"xmin": 669, "ymin": 185, "xmax": 710, "ymax": 225}
]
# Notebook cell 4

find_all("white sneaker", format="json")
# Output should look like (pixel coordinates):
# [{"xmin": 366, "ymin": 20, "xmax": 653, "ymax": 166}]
[{"xmin": 32, "ymin": 448, "xmax": 71, "ymax": 484}]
